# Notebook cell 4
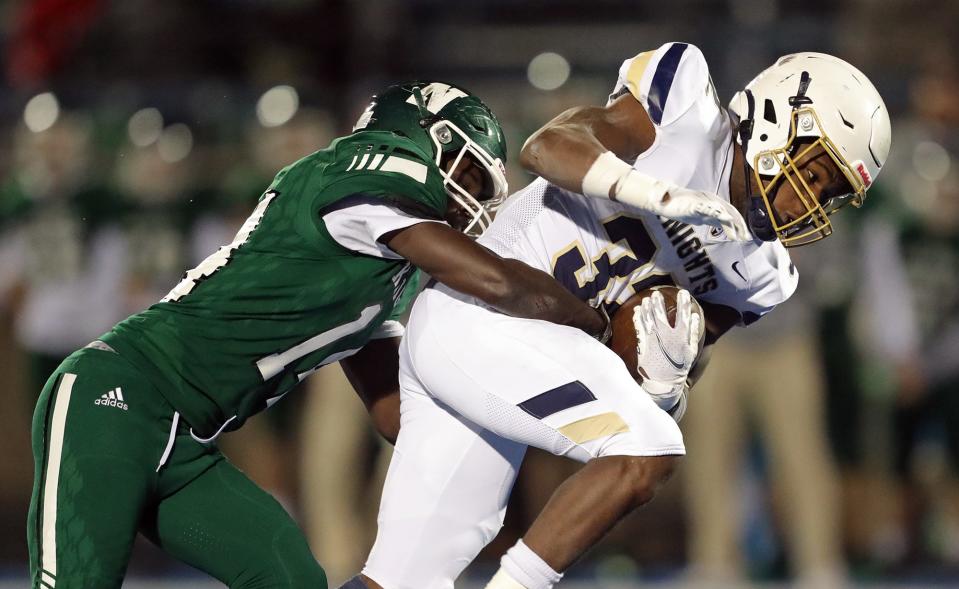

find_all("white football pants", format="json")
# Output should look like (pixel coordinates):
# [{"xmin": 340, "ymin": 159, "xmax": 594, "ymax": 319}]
[{"xmin": 362, "ymin": 285, "xmax": 684, "ymax": 589}]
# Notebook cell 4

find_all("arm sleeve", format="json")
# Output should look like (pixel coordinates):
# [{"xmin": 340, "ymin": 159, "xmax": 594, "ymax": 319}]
[
  {"xmin": 608, "ymin": 42, "xmax": 714, "ymax": 128},
  {"xmin": 321, "ymin": 194, "xmax": 448, "ymax": 259}
]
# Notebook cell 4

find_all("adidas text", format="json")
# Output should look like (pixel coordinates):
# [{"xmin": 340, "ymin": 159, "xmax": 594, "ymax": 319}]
[{"xmin": 95, "ymin": 388, "xmax": 129, "ymax": 411}]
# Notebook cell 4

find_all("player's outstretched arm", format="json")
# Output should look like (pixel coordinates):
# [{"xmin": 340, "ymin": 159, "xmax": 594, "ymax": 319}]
[
  {"xmin": 520, "ymin": 94, "xmax": 749, "ymax": 240},
  {"xmin": 383, "ymin": 222, "xmax": 608, "ymax": 339}
]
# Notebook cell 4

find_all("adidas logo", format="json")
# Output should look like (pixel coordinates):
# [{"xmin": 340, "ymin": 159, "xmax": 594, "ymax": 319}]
[{"xmin": 95, "ymin": 387, "xmax": 129, "ymax": 411}]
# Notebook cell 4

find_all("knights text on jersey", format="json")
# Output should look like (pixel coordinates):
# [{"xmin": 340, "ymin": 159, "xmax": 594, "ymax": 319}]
[
  {"xmin": 480, "ymin": 42, "xmax": 797, "ymax": 323},
  {"xmin": 101, "ymin": 130, "xmax": 444, "ymax": 438}
]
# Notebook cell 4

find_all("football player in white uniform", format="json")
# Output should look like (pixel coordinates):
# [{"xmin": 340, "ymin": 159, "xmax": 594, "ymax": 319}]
[{"xmin": 339, "ymin": 43, "xmax": 891, "ymax": 589}]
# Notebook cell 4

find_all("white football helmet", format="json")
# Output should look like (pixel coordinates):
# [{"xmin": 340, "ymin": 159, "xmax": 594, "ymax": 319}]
[{"xmin": 729, "ymin": 53, "xmax": 891, "ymax": 246}]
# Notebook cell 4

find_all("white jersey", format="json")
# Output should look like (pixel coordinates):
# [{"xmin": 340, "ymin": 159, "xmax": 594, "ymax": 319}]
[{"xmin": 480, "ymin": 42, "xmax": 797, "ymax": 324}]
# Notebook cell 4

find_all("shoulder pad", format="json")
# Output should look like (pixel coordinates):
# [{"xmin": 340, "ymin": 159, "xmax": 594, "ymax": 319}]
[
  {"xmin": 612, "ymin": 42, "xmax": 712, "ymax": 127},
  {"xmin": 332, "ymin": 131, "xmax": 437, "ymax": 183},
  {"xmin": 320, "ymin": 132, "xmax": 447, "ymax": 219}
]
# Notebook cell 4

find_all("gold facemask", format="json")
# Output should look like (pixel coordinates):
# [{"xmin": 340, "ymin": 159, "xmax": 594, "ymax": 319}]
[{"xmin": 752, "ymin": 107, "xmax": 867, "ymax": 247}]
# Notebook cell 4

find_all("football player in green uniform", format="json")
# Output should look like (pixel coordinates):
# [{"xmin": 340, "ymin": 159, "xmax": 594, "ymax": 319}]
[{"xmin": 26, "ymin": 82, "xmax": 613, "ymax": 589}]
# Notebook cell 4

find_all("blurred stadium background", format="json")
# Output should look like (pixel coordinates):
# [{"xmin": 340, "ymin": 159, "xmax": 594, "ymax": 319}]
[{"xmin": 2, "ymin": 0, "xmax": 959, "ymax": 586}]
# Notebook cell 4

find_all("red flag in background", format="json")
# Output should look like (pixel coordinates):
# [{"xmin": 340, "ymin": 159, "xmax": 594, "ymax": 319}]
[{"xmin": 5, "ymin": 0, "xmax": 105, "ymax": 88}]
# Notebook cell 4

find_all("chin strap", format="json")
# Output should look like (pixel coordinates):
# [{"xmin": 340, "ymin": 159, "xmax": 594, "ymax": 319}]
[{"xmin": 738, "ymin": 89, "xmax": 777, "ymax": 242}]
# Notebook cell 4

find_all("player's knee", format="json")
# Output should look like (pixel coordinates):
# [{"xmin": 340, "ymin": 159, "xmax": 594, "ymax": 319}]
[
  {"xmin": 613, "ymin": 455, "xmax": 678, "ymax": 509},
  {"xmin": 279, "ymin": 553, "xmax": 327, "ymax": 589},
  {"xmin": 234, "ymin": 563, "xmax": 327, "ymax": 589},
  {"xmin": 235, "ymin": 528, "xmax": 327, "ymax": 589},
  {"xmin": 236, "ymin": 565, "xmax": 327, "ymax": 589}
]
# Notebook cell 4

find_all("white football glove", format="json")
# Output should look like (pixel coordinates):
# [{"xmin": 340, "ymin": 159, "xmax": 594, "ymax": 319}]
[
  {"xmin": 652, "ymin": 187, "xmax": 751, "ymax": 242},
  {"xmin": 633, "ymin": 289, "xmax": 703, "ymax": 419}
]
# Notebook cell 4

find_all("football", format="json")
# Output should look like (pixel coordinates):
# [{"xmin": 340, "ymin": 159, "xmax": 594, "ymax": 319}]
[{"xmin": 609, "ymin": 285, "xmax": 705, "ymax": 382}]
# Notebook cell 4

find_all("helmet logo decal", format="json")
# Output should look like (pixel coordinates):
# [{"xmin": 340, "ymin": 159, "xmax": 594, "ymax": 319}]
[
  {"xmin": 856, "ymin": 162, "xmax": 873, "ymax": 188},
  {"xmin": 406, "ymin": 83, "xmax": 468, "ymax": 114},
  {"xmin": 353, "ymin": 101, "xmax": 376, "ymax": 131}
]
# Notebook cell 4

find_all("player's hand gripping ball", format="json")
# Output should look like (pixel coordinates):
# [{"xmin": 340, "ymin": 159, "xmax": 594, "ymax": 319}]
[{"xmin": 610, "ymin": 285, "xmax": 705, "ymax": 420}]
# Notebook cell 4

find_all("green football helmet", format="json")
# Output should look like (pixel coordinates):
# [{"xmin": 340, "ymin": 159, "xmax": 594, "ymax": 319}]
[{"xmin": 353, "ymin": 81, "xmax": 508, "ymax": 234}]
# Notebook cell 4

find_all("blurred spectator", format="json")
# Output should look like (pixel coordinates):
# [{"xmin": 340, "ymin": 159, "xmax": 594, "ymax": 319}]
[
  {"xmin": 856, "ymin": 58, "xmax": 959, "ymax": 567},
  {"xmin": 684, "ymin": 244, "xmax": 845, "ymax": 588},
  {"xmin": 299, "ymin": 364, "xmax": 392, "ymax": 586},
  {"xmin": 0, "ymin": 113, "xmax": 128, "ymax": 395},
  {"xmin": 113, "ymin": 122, "xmax": 206, "ymax": 311}
]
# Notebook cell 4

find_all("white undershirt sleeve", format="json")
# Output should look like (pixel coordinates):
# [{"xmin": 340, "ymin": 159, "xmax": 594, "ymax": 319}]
[{"xmin": 321, "ymin": 195, "xmax": 447, "ymax": 259}]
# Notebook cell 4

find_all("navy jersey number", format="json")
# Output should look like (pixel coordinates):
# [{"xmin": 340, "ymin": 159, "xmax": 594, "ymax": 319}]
[{"xmin": 551, "ymin": 215, "xmax": 671, "ymax": 313}]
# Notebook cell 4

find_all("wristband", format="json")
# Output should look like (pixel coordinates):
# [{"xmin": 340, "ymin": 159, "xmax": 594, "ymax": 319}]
[
  {"xmin": 613, "ymin": 167, "xmax": 671, "ymax": 208},
  {"xmin": 581, "ymin": 151, "xmax": 633, "ymax": 199},
  {"xmin": 581, "ymin": 151, "xmax": 672, "ymax": 211}
]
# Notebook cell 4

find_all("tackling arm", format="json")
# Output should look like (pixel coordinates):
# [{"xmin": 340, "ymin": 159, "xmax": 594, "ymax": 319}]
[
  {"xmin": 383, "ymin": 222, "xmax": 609, "ymax": 339},
  {"xmin": 339, "ymin": 336, "xmax": 403, "ymax": 444}
]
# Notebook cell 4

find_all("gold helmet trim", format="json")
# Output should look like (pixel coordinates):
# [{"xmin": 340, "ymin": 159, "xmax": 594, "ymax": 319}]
[{"xmin": 752, "ymin": 107, "xmax": 867, "ymax": 247}]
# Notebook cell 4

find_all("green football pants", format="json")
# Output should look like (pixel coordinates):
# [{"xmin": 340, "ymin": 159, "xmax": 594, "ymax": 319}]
[{"xmin": 27, "ymin": 346, "xmax": 327, "ymax": 588}]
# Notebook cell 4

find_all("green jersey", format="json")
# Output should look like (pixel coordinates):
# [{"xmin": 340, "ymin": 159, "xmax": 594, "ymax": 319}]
[{"xmin": 102, "ymin": 130, "xmax": 447, "ymax": 438}]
